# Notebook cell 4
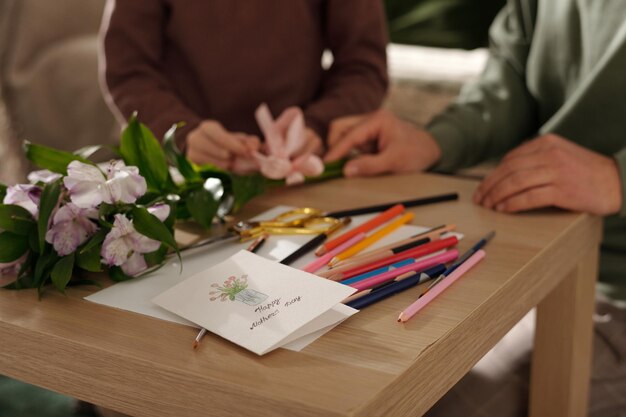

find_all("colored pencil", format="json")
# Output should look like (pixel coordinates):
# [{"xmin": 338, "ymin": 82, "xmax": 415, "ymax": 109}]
[
  {"xmin": 348, "ymin": 249, "xmax": 458, "ymax": 292},
  {"xmin": 246, "ymin": 233, "xmax": 269, "ymax": 253},
  {"xmin": 192, "ymin": 328, "xmax": 208, "ymax": 350},
  {"xmin": 302, "ymin": 233, "xmax": 366, "ymax": 273},
  {"xmin": 279, "ymin": 217, "xmax": 351, "ymax": 265},
  {"xmin": 325, "ymin": 192, "xmax": 459, "ymax": 218},
  {"xmin": 398, "ymin": 250, "xmax": 486, "ymax": 323},
  {"xmin": 327, "ymin": 236, "xmax": 458, "ymax": 281},
  {"xmin": 345, "ymin": 264, "xmax": 446, "ymax": 309},
  {"xmin": 330, "ymin": 224, "xmax": 456, "ymax": 268},
  {"xmin": 315, "ymin": 204, "xmax": 405, "ymax": 256},
  {"xmin": 329, "ymin": 212, "xmax": 415, "ymax": 264},
  {"xmin": 420, "ymin": 231, "xmax": 495, "ymax": 298},
  {"xmin": 341, "ymin": 258, "xmax": 415, "ymax": 285}
]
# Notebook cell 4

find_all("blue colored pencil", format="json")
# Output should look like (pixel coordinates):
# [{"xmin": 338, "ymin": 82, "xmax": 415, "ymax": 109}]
[
  {"xmin": 341, "ymin": 258, "xmax": 415, "ymax": 285},
  {"xmin": 345, "ymin": 264, "xmax": 446, "ymax": 309}
]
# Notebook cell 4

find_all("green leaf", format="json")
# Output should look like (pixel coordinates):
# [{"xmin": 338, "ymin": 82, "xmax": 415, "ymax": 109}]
[
  {"xmin": 98, "ymin": 202, "xmax": 117, "ymax": 221},
  {"xmin": 50, "ymin": 253, "xmax": 75, "ymax": 293},
  {"xmin": 131, "ymin": 206, "xmax": 179, "ymax": 255},
  {"xmin": 34, "ymin": 250, "xmax": 59, "ymax": 287},
  {"xmin": 28, "ymin": 230, "xmax": 40, "ymax": 254},
  {"xmin": 0, "ymin": 204, "xmax": 35, "ymax": 235},
  {"xmin": 119, "ymin": 114, "xmax": 175, "ymax": 192},
  {"xmin": 76, "ymin": 238, "xmax": 103, "ymax": 272},
  {"xmin": 0, "ymin": 231, "xmax": 29, "ymax": 263},
  {"xmin": 163, "ymin": 123, "xmax": 201, "ymax": 182},
  {"xmin": 230, "ymin": 174, "xmax": 267, "ymax": 212},
  {"xmin": 143, "ymin": 245, "xmax": 168, "ymax": 267},
  {"xmin": 37, "ymin": 179, "xmax": 61, "ymax": 253},
  {"xmin": 80, "ymin": 229, "xmax": 107, "ymax": 255},
  {"xmin": 0, "ymin": 183, "xmax": 6, "ymax": 201},
  {"xmin": 109, "ymin": 266, "xmax": 134, "ymax": 282},
  {"xmin": 24, "ymin": 141, "xmax": 92, "ymax": 174},
  {"xmin": 186, "ymin": 187, "xmax": 219, "ymax": 229}
]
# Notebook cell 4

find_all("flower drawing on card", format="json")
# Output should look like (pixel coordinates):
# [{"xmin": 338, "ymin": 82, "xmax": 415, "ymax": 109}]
[{"xmin": 209, "ymin": 274, "xmax": 268, "ymax": 306}]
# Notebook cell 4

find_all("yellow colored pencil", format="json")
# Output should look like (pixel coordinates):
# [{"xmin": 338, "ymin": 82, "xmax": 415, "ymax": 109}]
[{"xmin": 329, "ymin": 212, "xmax": 414, "ymax": 265}]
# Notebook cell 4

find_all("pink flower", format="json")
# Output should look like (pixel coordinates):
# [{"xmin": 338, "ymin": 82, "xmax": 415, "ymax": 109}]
[
  {"xmin": 101, "ymin": 214, "xmax": 162, "ymax": 276},
  {"xmin": 45, "ymin": 203, "xmax": 99, "ymax": 256},
  {"xmin": 233, "ymin": 104, "xmax": 324, "ymax": 185},
  {"xmin": 3, "ymin": 184, "xmax": 41, "ymax": 217},
  {"xmin": 64, "ymin": 161, "xmax": 147, "ymax": 208}
]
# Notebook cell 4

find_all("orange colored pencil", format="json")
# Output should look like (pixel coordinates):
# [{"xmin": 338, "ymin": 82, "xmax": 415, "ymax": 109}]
[
  {"xmin": 315, "ymin": 204, "xmax": 405, "ymax": 256},
  {"xmin": 330, "ymin": 224, "xmax": 456, "ymax": 268},
  {"xmin": 329, "ymin": 212, "xmax": 414, "ymax": 264}
]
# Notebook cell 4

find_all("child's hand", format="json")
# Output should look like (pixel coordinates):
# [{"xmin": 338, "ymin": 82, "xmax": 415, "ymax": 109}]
[
  {"xmin": 186, "ymin": 120, "xmax": 260, "ymax": 170},
  {"xmin": 290, "ymin": 128, "xmax": 324, "ymax": 157}
]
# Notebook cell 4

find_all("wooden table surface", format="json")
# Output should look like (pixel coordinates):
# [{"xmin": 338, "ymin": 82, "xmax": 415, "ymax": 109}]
[{"xmin": 0, "ymin": 173, "xmax": 601, "ymax": 417}]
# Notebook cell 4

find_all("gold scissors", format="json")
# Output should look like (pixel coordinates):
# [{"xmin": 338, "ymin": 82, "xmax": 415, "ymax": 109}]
[{"xmin": 232, "ymin": 207, "xmax": 340, "ymax": 240}]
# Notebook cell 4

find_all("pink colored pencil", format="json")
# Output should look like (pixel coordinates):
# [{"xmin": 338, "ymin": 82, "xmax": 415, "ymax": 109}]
[
  {"xmin": 397, "ymin": 249, "xmax": 486, "ymax": 323},
  {"xmin": 349, "ymin": 249, "xmax": 459, "ymax": 292},
  {"xmin": 302, "ymin": 233, "xmax": 366, "ymax": 273}
]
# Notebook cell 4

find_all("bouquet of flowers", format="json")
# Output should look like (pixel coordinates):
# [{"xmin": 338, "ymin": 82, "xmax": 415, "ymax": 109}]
[{"xmin": 0, "ymin": 114, "xmax": 343, "ymax": 294}]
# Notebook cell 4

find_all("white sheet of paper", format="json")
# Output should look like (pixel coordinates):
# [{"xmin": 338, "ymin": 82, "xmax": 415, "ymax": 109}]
[{"xmin": 152, "ymin": 250, "xmax": 356, "ymax": 355}]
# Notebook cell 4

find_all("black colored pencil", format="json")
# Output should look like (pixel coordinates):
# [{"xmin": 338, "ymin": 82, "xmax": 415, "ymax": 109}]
[{"xmin": 325, "ymin": 192, "xmax": 459, "ymax": 218}]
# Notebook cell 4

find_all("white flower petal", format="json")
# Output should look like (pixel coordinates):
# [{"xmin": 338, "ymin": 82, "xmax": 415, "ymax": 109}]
[
  {"xmin": 283, "ymin": 109, "xmax": 305, "ymax": 157},
  {"xmin": 121, "ymin": 252, "xmax": 148, "ymax": 276},
  {"xmin": 4, "ymin": 184, "xmax": 40, "ymax": 217},
  {"xmin": 253, "ymin": 153, "xmax": 292, "ymax": 180},
  {"xmin": 130, "ymin": 232, "xmax": 161, "ymax": 254},
  {"xmin": 286, "ymin": 172, "xmax": 305, "ymax": 185},
  {"xmin": 104, "ymin": 166, "xmax": 147, "ymax": 204},
  {"xmin": 255, "ymin": 103, "xmax": 287, "ymax": 158},
  {"xmin": 67, "ymin": 161, "xmax": 106, "ymax": 183},
  {"xmin": 147, "ymin": 204, "xmax": 170, "ymax": 222},
  {"xmin": 28, "ymin": 170, "xmax": 62, "ymax": 184},
  {"xmin": 64, "ymin": 181, "xmax": 104, "ymax": 208},
  {"xmin": 47, "ymin": 222, "xmax": 85, "ymax": 256},
  {"xmin": 292, "ymin": 154, "xmax": 324, "ymax": 177},
  {"xmin": 101, "ymin": 235, "xmax": 133, "ymax": 266}
]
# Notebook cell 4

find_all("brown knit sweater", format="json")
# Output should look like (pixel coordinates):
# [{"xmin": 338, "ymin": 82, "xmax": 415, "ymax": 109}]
[{"xmin": 100, "ymin": 0, "xmax": 389, "ymax": 146}]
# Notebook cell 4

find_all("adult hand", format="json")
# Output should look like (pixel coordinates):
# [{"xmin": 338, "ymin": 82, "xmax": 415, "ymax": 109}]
[
  {"xmin": 186, "ymin": 120, "xmax": 260, "ymax": 171},
  {"xmin": 475, "ymin": 134, "xmax": 623, "ymax": 216},
  {"xmin": 324, "ymin": 110, "xmax": 442, "ymax": 177}
]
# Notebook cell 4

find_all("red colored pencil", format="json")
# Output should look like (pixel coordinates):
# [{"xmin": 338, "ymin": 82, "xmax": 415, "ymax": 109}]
[{"xmin": 330, "ymin": 236, "xmax": 458, "ymax": 281}]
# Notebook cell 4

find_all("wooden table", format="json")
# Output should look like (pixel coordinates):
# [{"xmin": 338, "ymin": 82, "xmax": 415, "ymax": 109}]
[{"xmin": 0, "ymin": 173, "xmax": 601, "ymax": 417}]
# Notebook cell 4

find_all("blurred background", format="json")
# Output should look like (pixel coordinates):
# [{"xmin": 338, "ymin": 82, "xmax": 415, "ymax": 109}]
[
  {"xmin": 0, "ymin": 1, "xmax": 503, "ymax": 416},
  {"xmin": 0, "ymin": 0, "xmax": 503, "ymax": 184},
  {"xmin": 386, "ymin": 0, "xmax": 505, "ymax": 48}
]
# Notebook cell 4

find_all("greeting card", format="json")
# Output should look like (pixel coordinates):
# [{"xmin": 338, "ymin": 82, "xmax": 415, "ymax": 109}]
[{"xmin": 152, "ymin": 250, "xmax": 356, "ymax": 355}]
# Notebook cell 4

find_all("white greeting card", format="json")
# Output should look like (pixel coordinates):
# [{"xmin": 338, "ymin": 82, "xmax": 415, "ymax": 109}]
[{"xmin": 152, "ymin": 250, "xmax": 356, "ymax": 355}]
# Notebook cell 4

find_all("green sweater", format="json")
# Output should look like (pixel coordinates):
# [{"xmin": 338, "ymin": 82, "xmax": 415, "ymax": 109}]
[{"xmin": 427, "ymin": 0, "xmax": 626, "ymax": 298}]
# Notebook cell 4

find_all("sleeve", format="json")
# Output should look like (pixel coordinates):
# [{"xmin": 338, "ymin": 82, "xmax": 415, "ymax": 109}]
[
  {"xmin": 614, "ymin": 147, "xmax": 626, "ymax": 217},
  {"xmin": 426, "ymin": 0, "xmax": 539, "ymax": 172},
  {"xmin": 303, "ymin": 0, "xmax": 389, "ymax": 139},
  {"xmin": 99, "ymin": 0, "xmax": 202, "ymax": 148}
]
